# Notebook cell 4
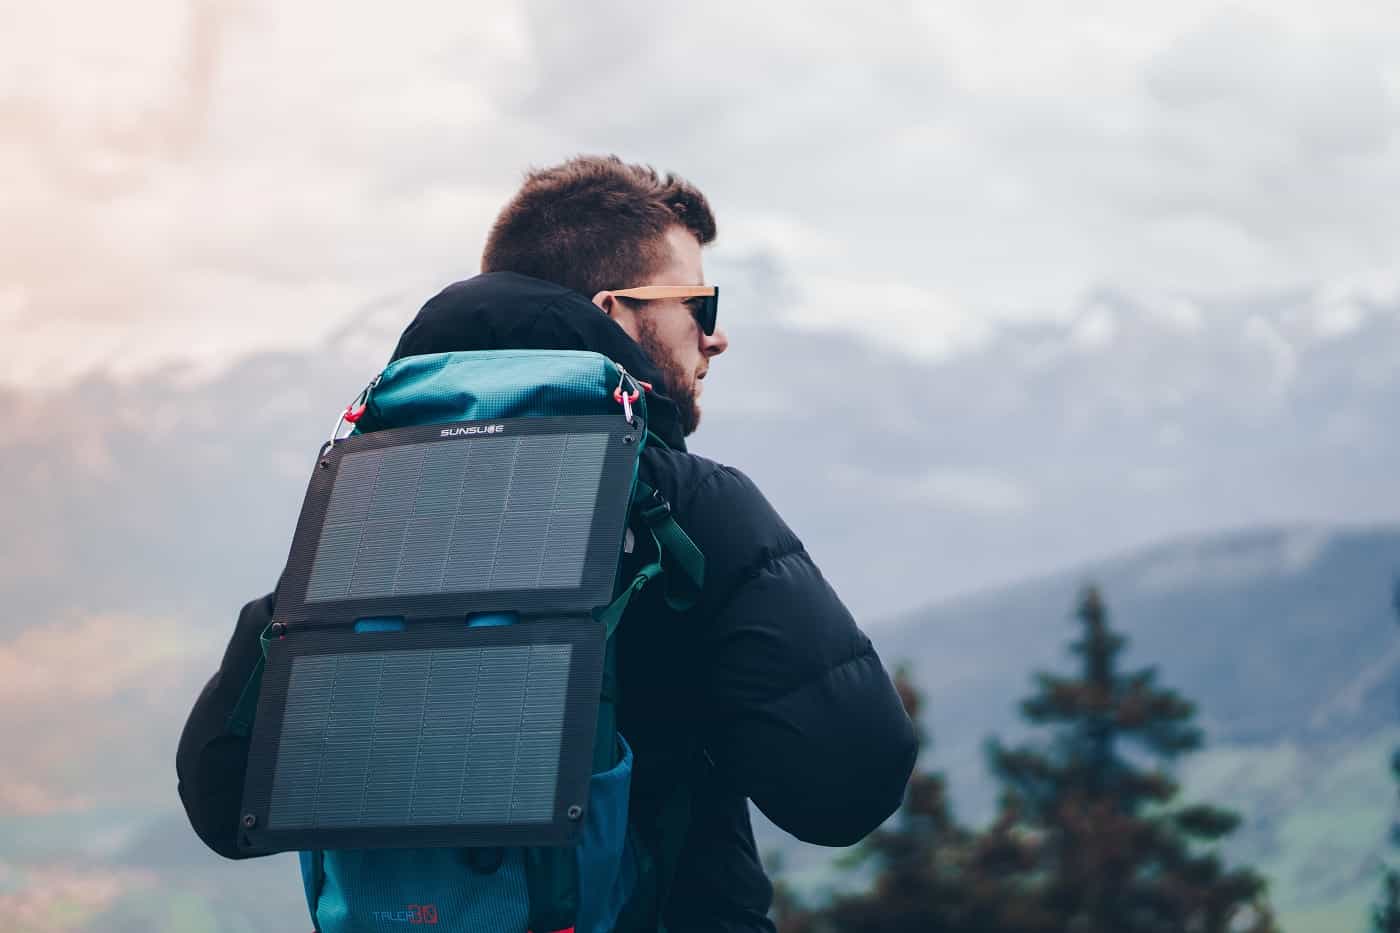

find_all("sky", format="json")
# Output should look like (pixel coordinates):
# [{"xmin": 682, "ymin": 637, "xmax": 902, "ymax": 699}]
[
  {"xmin": 7, "ymin": 0, "xmax": 1398, "ymax": 607},
  {"xmin": 2, "ymin": 2, "xmax": 1400, "ymax": 928},
  {"xmin": 5, "ymin": 0, "xmax": 1399, "ymax": 384}
]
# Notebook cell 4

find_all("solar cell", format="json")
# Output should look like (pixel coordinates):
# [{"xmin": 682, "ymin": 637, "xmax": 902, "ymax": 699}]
[
  {"xmin": 265, "ymin": 644, "xmax": 574, "ymax": 831},
  {"xmin": 305, "ymin": 432, "xmax": 609, "ymax": 602},
  {"xmin": 240, "ymin": 418, "xmax": 625, "ymax": 852}
]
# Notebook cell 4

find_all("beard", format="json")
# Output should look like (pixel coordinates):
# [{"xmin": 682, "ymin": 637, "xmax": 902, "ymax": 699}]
[{"xmin": 635, "ymin": 317, "xmax": 702, "ymax": 436}]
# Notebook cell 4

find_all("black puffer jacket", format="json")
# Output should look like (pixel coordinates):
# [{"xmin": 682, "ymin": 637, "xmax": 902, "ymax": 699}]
[{"xmin": 176, "ymin": 272, "xmax": 917, "ymax": 932}]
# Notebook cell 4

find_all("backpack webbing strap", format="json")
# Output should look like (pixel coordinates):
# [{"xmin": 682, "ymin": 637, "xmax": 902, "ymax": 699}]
[
  {"xmin": 227, "ymin": 624, "xmax": 277, "ymax": 738},
  {"xmin": 596, "ymin": 560, "xmax": 662, "ymax": 640},
  {"xmin": 634, "ymin": 481, "xmax": 704, "ymax": 611},
  {"xmin": 594, "ymin": 484, "xmax": 704, "ymax": 638},
  {"xmin": 596, "ymin": 478, "xmax": 702, "ymax": 930}
]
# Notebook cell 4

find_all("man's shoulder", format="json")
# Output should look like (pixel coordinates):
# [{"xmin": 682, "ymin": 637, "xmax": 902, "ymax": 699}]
[
  {"xmin": 639, "ymin": 447, "xmax": 802, "ymax": 579},
  {"xmin": 639, "ymin": 447, "xmax": 761, "ymax": 513}
]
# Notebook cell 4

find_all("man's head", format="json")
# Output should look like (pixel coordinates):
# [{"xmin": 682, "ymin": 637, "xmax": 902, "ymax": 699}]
[{"xmin": 481, "ymin": 155, "xmax": 729, "ymax": 435}]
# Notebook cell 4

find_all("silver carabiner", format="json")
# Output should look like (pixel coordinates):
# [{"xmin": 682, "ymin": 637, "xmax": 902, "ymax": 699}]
[
  {"xmin": 613, "ymin": 366, "xmax": 642, "ymax": 424},
  {"xmin": 324, "ymin": 372, "xmax": 382, "ymax": 453}
]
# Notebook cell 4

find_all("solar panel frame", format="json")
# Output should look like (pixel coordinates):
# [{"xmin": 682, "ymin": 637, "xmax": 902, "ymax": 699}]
[
  {"xmin": 273, "ymin": 415, "xmax": 641, "ymax": 625},
  {"xmin": 239, "ymin": 617, "xmax": 605, "ymax": 853},
  {"xmin": 236, "ymin": 414, "xmax": 640, "ymax": 853}
]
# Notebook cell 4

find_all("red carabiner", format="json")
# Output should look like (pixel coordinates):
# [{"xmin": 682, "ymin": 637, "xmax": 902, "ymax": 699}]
[
  {"xmin": 613, "ymin": 387, "xmax": 640, "ymax": 404},
  {"xmin": 343, "ymin": 402, "xmax": 367, "ymax": 424}
]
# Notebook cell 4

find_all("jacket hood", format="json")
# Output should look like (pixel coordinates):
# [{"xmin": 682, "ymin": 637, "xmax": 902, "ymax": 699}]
[{"xmin": 389, "ymin": 271, "xmax": 687, "ymax": 451}]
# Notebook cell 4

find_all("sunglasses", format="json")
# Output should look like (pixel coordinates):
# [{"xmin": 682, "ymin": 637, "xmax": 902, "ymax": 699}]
[{"xmin": 610, "ymin": 284, "xmax": 719, "ymax": 336}]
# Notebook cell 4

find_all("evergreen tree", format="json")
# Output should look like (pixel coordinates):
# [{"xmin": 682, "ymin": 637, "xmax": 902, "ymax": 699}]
[
  {"xmin": 986, "ymin": 585, "xmax": 1278, "ymax": 933},
  {"xmin": 1375, "ymin": 863, "xmax": 1400, "ymax": 933},
  {"xmin": 1371, "ymin": 577, "xmax": 1400, "ymax": 933}
]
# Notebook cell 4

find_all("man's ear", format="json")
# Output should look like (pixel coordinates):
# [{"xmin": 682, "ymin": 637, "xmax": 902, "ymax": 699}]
[
  {"xmin": 593, "ymin": 290, "xmax": 639, "ymax": 340},
  {"xmin": 591, "ymin": 290, "xmax": 617, "ymax": 316}
]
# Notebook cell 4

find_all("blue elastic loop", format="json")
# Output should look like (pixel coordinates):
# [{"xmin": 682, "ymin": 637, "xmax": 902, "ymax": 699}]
[
  {"xmin": 467, "ymin": 612, "xmax": 518, "ymax": 628},
  {"xmin": 353, "ymin": 617, "xmax": 405, "ymax": 633}
]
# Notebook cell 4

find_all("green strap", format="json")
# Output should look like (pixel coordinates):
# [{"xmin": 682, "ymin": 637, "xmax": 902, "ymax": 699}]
[
  {"xmin": 593, "ymin": 478, "xmax": 706, "ymax": 930},
  {"xmin": 626, "ymin": 477, "xmax": 702, "ymax": 927},
  {"xmin": 596, "ymin": 482, "xmax": 706, "ymax": 637},
  {"xmin": 226, "ymin": 624, "xmax": 277, "ymax": 738},
  {"xmin": 595, "ymin": 560, "xmax": 664, "ymax": 639},
  {"xmin": 633, "ymin": 481, "xmax": 705, "ymax": 611}
]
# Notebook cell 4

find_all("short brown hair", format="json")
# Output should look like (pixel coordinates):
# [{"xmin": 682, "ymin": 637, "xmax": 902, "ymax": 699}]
[{"xmin": 481, "ymin": 155, "xmax": 717, "ymax": 298}]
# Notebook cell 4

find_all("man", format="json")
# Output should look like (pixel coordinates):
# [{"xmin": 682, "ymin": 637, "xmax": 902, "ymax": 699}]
[{"xmin": 177, "ymin": 155, "xmax": 916, "ymax": 932}]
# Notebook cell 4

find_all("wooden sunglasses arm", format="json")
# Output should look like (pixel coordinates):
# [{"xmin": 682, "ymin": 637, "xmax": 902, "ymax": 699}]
[{"xmin": 611, "ymin": 285, "xmax": 716, "ymax": 300}]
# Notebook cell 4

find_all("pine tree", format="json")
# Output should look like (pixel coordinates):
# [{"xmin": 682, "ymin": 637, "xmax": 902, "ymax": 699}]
[
  {"xmin": 1375, "ymin": 859, "xmax": 1400, "ymax": 933},
  {"xmin": 986, "ymin": 585, "xmax": 1278, "ymax": 933},
  {"xmin": 1371, "ymin": 578, "xmax": 1400, "ymax": 933}
]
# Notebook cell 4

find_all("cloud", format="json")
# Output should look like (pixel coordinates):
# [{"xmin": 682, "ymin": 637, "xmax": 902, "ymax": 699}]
[
  {"xmin": 0, "ymin": 0, "xmax": 523, "ymax": 388},
  {"xmin": 830, "ymin": 464, "xmax": 1032, "ymax": 516},
  {"xmin": 5, "ymin": 0, "xmax": 1400, "ymax": 385},
  {"xmin": 0, "ymin": 863, "xmax": 159, "ymax": 933},
  {"xmin": 784, "ymin": 276, "xmax": 990, "ymax": 361},
  {"xmin": 910, "ymin": 468, "xmax": 1033, "ymax": 515},
  {"xmin": 1242, "ymin": 313, "xmax": 1299, "ymax": 394},
  {"xmin": 0, "ymin": 614, "xmax": 214, "ymax": 815},
  {"xmin": 0, "ymin": 615, "xmax": 198, "ymax": 706},
  {"xmin": 1133, "ymin": 526, "xmax": 1334, "ymax": 591},
  {"xmin": 0, "ymin": 783, "xmax": 95, "ymax": 819}
]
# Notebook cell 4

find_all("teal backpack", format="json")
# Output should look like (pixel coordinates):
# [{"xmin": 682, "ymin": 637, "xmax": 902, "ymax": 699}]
[{"xmin": 228, "ymin": 349, "xmax": 704, "ymax": 933}]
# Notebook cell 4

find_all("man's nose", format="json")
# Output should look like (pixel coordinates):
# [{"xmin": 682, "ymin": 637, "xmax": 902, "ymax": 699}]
[{"xmin": 703, "ymin": 324, "xmax": 729, "ymax": 358}]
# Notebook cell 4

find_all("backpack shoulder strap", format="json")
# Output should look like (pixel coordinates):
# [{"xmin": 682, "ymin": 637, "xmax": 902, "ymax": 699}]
[
  {"xmin": 226, "ymin": 622, "xmax": 278, "ymax": 737},
  {"xmin": 597, "ymin": 474, "xmax": 704, "ymax": 931},
  {"xmin": 593, "ymin": 481, "xmax": 705, "ymax": 637},
  {"xmin": 634, "ymin": 480, "xmax": 704, "ymax": 610}
]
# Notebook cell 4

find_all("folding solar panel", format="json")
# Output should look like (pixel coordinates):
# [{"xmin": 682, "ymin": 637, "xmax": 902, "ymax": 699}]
[{"xmin": 238, "ymin": 415, "xmax": 639, "ymax": 853}]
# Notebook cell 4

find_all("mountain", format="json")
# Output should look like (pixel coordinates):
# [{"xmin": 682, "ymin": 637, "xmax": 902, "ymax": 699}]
[
  {"xmin": 4, "ymin": 274, "xmax": 1399, "ymax": 930},
  {"xmin": 6, "ymin": 520, "xmax": 1391, "ymax": 933},
  {"xmin": 758, "ymin": 523, "xmax": 1400, "ymax": 933}
]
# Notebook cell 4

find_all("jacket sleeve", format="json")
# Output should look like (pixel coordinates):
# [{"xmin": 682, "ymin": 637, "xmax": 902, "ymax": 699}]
[
  {"xmin": 175, "ymin": 589, "xmax": 277, "ymax": 860},
  {"xmin": 676, "ymin": 464, "xmax": 917, "ymax": 847}
]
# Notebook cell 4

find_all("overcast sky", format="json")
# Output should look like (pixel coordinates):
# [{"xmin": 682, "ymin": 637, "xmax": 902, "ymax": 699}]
[
  {"xmin": 4, "ymin": 0, "xmax": 1399, "ymax": 644},
  {"xmin": 5, "ymin": 0, "xmax": 1399, "ymax": 384},
  {"xmin": 7, "ymin": 0, "xmax": 1399, "ymax": 603},
  {"xmin": 2, "ymin": 7, "xmax": 1400, "ymax": 913}
]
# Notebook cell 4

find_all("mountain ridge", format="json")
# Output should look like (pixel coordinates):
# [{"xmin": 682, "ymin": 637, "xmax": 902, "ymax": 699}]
[
  {"xmin": 885, "ymin": 520, "xmax": 1395, "ymax": 626},
  {"xmin": 759, "ymin": 522, "xmax": 1400, "ymax": 933}
]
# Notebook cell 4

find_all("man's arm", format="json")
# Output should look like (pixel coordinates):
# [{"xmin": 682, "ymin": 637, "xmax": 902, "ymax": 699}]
[
  {"xmin": 669, "ymin": 461, "xmax": 918, "ymax": 847},
  {"xmin": 175, "ymin": 589, "xmax": 277, "ymax": 859}
]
